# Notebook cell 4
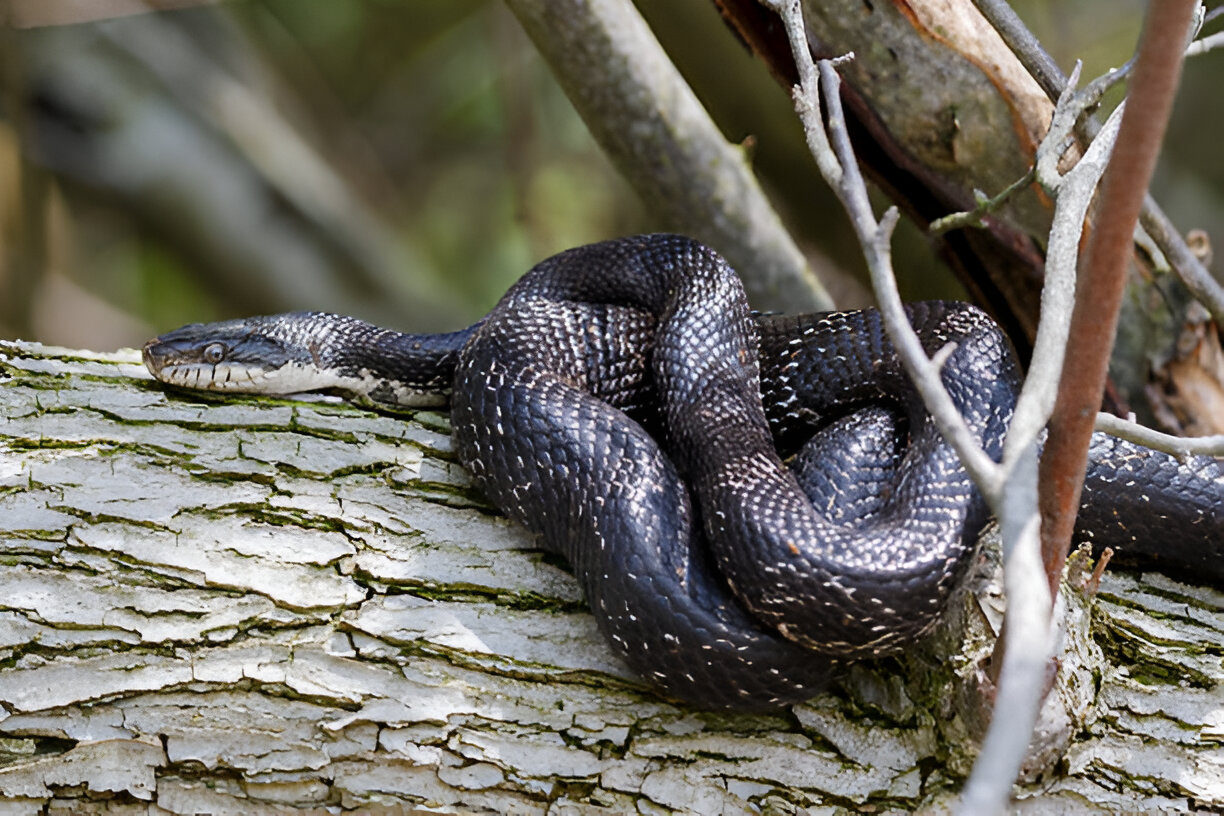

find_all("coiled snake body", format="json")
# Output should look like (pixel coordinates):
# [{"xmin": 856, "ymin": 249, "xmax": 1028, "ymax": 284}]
[{"xmin": 144, "ymin": 234, "xmax": 1224, "ymax": 709}]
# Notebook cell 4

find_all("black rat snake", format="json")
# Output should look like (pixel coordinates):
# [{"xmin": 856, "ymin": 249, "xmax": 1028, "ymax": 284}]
[{"xmin": 143, "ymin": 234, "xmax": 1223, "ymax": 709}]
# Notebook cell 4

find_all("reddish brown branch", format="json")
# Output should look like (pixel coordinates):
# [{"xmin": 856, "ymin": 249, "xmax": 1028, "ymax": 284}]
[{"xmin": 1037, "ymin": 1, "xmax": 1197, "ymax": 594}]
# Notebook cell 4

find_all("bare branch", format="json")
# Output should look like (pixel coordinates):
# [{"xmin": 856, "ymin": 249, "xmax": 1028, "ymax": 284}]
[
  {"xmin": 1095, "ymin": 412, "xmax": 1224, "ymax": 458},
  {"xmin": 972, "ymin": 0, "xmax": 1224, "ymax": 327},
  {"xmin": 760, "ymin": 0, "xmax": 1003, "ymax": 494},
  {"xmin": 961, "ymin": 499, "xmax": 1053, "ymax": 816},
  {"xmin": 1034, "ymin": 64, "xmax": 1131, "ymax": 194},
  {"xmin": 505, "ymin": 0, "xmax": 834, "ymax": 312},
  {"xmin": 1006, "ymin": 102, "xmax": 1127, "ymax": 465},
  {"xmin": 1184, "ymin": 30, "xmax": 1224, "ymax": 56}
]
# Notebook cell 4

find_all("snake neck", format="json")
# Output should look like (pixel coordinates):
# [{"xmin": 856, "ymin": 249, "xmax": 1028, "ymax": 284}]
[
  {"xmin": 320, "ymin": 315, "xmax": 476, "ymax": 407},
  {"xmin": 143, "ymin": 311, "xmax": 477, "ymax": 407}
]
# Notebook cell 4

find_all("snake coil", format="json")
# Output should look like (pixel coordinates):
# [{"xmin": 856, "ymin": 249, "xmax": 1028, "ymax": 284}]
[{"xmin": 144, "ymin": 234, "xmax": 1224, "ymax": 709}]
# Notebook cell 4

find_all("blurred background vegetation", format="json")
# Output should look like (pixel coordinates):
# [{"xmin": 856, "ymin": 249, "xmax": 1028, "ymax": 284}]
[{"xmin": 0, "ymin": 0, "xmax": 1220, "ymax": 350}]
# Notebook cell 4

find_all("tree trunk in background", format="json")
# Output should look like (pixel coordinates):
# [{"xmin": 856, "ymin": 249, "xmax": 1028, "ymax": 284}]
[
  {"xmin": 717, "ymin": 0, "xmax": 1054, "ymax": 351},
  {"xmin": 1, "ymin": 342, "xmax": 1221, "ymax": 814},
  {"xmin": 715, "ymin": 0, "xmax": 1224, "ymax": 429}
]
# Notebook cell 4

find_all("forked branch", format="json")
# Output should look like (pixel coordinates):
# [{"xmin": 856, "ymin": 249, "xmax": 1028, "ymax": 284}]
[{"xmin": 758, "ymin": 0, "xmax": 1202, "ymax": 813}]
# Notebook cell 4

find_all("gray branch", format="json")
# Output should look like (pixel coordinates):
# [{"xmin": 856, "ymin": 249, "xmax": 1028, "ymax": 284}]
[
  {"xmin": 971, "ymin": 0, "xmax": 1224, "ymax": 326},
  {"xmin": 1, "ymin": 342, "xmax": 1221, "ymax": 812},
  {"xmin": 755, "ymin": 2, "xmax": 1186, "ymax": 812},
  {"xmin": 504, "ymin": 0, "xmax": 833, "ymax": 313},
  {"xmin": 1094, "ymin": 412, "xmax": 1224, "ymax": 457}
]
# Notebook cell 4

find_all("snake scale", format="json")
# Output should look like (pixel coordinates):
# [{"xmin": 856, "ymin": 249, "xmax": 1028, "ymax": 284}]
[{"xmin": 144, "ymin": 234, "xmax": 1224, "ymax": 709}]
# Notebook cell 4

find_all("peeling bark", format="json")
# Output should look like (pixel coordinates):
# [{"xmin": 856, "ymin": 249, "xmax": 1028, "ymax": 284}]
[{"xmin": 0, "ymin": 343, "xmax": 1221, "ymax": 814}]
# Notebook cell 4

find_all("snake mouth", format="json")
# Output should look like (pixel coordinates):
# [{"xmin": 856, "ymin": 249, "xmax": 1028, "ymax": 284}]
[
  {"xmin": 143, "ymin": 336, "xmax": 272, "ymax": 392},
  {"xmin": 153, "ymin": 363, "xmax": 255, "ymax": 391},
  {"xmin": 141, "ymin": 338, "xmax": 178, "ymax": 379},
  {"xmin": 142, "ymin": 317, "xmax": 314, "ymax": 394}
]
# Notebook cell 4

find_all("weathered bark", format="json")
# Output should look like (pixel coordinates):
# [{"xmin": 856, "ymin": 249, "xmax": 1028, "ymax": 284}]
[{"xmin": 1, "ymin": 342, "xmax": 1221, "ymax": 814}]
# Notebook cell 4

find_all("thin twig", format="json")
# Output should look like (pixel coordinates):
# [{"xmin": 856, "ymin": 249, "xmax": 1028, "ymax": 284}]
[
  {"xmin": 1085, "ymin": 547, "xmax": 1113, "ymax": 595},
  {"xmin": 1006, "ymin": 102, "xmax": 1127, "ymax": 467},
  {"xmin": 1033, "ymin": 61, "xmax": 1086, "ymax": 192},
  {"xmin": 1095, "ymin": 412, "xmax": 1224, "ymax": 458},
  {"xmin": 758, "ymin": 0, "xmax": 1004, "ymax": 493},
  {"xmin": 928, "ymin": 170, "xmax": 1036, "ymax": 236},
  {"xmin": 1184, "ymin": 29, "xmax": 1224, "ymax": 55},
  {"xmin": 813, "ymin": 61, "xmax": 1003, "ymax": 486},
  {"xmin": 1035, "ymin": 63, "xmax": 1131, "ymax": 196},
  {"xmin": 971, "ymin": 0, "xmax": 1224, "ymax": 328},
  {"xmin": 1038, "ymin": 1, "xmax": 1198, "ymax": 595}
]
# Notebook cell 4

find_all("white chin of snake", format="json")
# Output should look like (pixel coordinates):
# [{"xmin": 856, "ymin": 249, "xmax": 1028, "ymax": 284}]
[
  {"xmin": 160, "ymin": 361, "xmax": 446, "ymax": 408},
  {"xmin": 159, "ymin": 360, "xmax": 330, "ymax": 396}
]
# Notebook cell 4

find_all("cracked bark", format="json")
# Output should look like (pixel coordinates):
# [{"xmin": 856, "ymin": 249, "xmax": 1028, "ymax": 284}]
[{"xmin": 1, "ymin": 343, "xmax": 1221, "ymax": 814}]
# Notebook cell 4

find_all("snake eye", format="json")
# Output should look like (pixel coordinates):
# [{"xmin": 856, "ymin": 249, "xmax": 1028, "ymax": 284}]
[{"xmin": 202, "ymin": 343, "xmax": 227, "ymax": 364}]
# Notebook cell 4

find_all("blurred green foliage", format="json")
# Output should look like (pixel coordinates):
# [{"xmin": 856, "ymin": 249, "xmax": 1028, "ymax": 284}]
[
  {"xmin": 0, "ymin": 0, "xmax": 1220, "ymax": 350},
  {"xmin": 237, "ymin": 1, "xmax": 648, "ymax": 306}
]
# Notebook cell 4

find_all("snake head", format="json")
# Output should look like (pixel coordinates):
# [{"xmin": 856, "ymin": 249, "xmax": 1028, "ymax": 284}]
[{"xmin": 142, "ymin": 312, "xmax": 331, "ymax": 395}]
